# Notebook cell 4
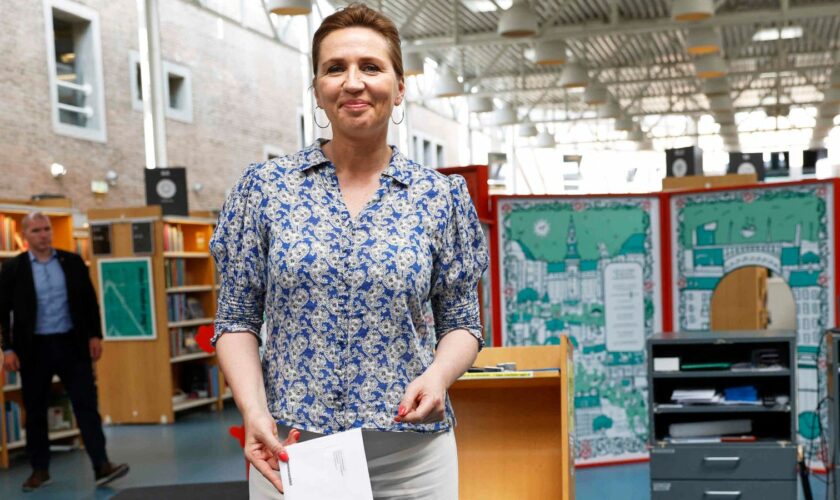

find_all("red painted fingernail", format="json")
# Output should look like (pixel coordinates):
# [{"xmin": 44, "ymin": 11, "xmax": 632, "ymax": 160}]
[
  {"xmin": 398, "ymin": 405, "xmax": 407, "ymax": 417},
  {"xmin": 279, "ymin": 451, "xmax": 289, "ymax": 462}
]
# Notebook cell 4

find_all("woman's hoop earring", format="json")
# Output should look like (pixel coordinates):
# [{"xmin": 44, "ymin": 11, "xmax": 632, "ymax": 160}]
[
  {"xmin": 391, "ymin": 105, "xmax": 405, "ymax": 125},
  {"xmin": 313, "ymin": 106, "xmax": 331, "ymax": 129}
]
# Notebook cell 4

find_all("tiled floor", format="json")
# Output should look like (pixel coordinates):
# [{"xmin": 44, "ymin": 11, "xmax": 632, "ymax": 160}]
[{"xmin": 0, "ymin": 403, "xmax": 830, "ymax": 499}]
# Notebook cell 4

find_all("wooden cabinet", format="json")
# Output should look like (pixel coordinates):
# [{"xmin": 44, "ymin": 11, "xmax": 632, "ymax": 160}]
[
  {"xmin": 88, "ymin": 206, "xmax": 226, "ymax": 425},
  {"xmin": 449, "ymin": 342, "xmax": 575, "ymax": 500}
]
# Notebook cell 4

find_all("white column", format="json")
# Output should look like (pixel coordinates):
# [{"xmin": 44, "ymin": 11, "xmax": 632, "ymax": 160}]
[{"xmin": 137, "ymin": 0, "xmax": 167, "ymax": 168}]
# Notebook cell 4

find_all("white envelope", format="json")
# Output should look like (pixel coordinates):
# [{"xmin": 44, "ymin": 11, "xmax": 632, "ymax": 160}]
[{"xmin": 278, "ymin": 428, "xmax": 373, "ymax": 500}]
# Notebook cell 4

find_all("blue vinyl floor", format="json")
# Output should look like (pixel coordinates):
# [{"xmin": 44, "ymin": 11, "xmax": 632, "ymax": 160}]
[{"xmin": 0, "ymin": 403, "xmax": 829, "ymax": 499}]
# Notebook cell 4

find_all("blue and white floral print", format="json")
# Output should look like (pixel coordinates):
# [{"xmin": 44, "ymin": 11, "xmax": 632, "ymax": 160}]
[{"xmin": 211, "ymin": 140, "xmax": 488, "ymax": 434}]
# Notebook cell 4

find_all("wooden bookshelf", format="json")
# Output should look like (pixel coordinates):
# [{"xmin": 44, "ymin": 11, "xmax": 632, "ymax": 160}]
[
  {"xmin": 88, "ymin": 206, "xmax": 226, "ymax": 424},
  {"xmin": 1, "ymin": 202, "xmax": 78, "ymax": 469}
]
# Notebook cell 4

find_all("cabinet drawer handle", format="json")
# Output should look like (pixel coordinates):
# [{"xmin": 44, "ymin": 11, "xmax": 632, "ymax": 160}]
[
  {"xmin": 703, "ymin": 456, "xmax": 741, "ymax": 466},
  {"xmin": 703, "ymin": 491, "xmax": 741, "ymax": 498}
]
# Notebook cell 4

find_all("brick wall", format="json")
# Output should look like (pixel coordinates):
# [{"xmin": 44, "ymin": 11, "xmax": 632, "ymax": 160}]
[{"xmin": 0, "ymin": 0, "xmax": 303, "ymax": 212}]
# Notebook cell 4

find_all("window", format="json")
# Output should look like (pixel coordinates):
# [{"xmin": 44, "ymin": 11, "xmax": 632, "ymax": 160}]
[
  {"xmin": 129, "ymin": 52, "xmax": 193, "ymax": 123},
  {"xmin": 163, "ymin": 61, "xmax": 193, "ymax": 123},
  {"xmin": 411, "ymin": 133, "xmax": 446, "ymax": 168},
  {"xmin": 44, "ymin": 0, "xmax": 106, "ymax": 142}
]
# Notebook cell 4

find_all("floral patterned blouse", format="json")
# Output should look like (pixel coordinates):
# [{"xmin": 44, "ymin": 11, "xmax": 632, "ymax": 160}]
[{"xmin": 211, "ymin": 140, "xmax": 488, "ymax": 434}]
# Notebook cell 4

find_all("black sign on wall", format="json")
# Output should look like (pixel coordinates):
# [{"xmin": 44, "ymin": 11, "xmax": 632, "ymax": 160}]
[
  {"xmin": 145, "ymin": 167, "xmax": 188, "ymax": 216},
  {"xmin": 765, "ymin": 151, "xmax": 790, "ymax": 178},
  {"xmin": 727, "ymin": 153, "xmax": 766, "ymax": 180},
  {"xmin": 803, "ymin": 148, "xmax": 827, "ymax": 175},
  {"xmin": 90, "ymin": 224, "xmax": 112, "ymax": 256},
  {"xmin": 665, "ymin": 146, "xmax": 704, "ymax": 178},
  {"xmin": 131, "ymin": 222, "xmax": 154, "ymax": 254}
]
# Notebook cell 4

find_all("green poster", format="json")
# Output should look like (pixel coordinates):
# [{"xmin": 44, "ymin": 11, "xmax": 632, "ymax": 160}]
[
  {"xmin": 98, "ymin": 257, "xmax": 157, "ymax": 340},
  {"xmin": 671, "ymin": 182, "xmax": 836, "ymax": 461},
  {"xmin": 497, "ymin": 196, "xmax": 662, "ymax": 464}
]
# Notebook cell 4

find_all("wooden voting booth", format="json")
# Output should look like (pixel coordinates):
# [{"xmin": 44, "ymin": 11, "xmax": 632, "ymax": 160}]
[{"xmin": 449, "ymin": 341, "xmax": 575, "ymax": 500}]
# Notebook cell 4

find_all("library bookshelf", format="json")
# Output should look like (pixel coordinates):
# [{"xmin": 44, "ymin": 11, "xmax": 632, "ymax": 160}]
[
  {"xmin": 87, "ymin": 206, "xmax": 228, "ymax": 425},
  {"xmin": 0, "ymin": 200, "xmax": 81, "ymax": 468}
]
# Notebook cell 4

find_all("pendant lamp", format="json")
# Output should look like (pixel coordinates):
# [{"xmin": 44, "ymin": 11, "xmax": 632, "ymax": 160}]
[
  {"xmin": 404, "ymin": 53, "xmax": 424, "ymax": 77},
  {"xmin": 559, "ymin": 62, "xmax": 588, "ymax": 88},
  {"xmin": 695, "ymin": 54, "xmax": 728, "ymax": 79},
  {"xmin": 498, "ymin": 0, "xmax": 538, "ymax": 38},
  {"xmin": 584, "ymin": 84, "xmax": 608, "ymax": 106},
  {"xmin": 434, "ymin": 67, "xmax": 463, "ymax": 98},
  {"xmin": 673, "ymin": 0, "xmax": 714, "ymax": 22},
  {"xmin": 686, "ymin": 28, "xmax": 721, "ymax": 56},
  {"xmin": 495, "ymin": 102, "xmax": 518, "ymax": 125},
  {"xmin": 468, "ymin": 95, "xmax": 494, "ymax": 113},
  {"xmin": 267, "ymin": 0, "xmax": 311, "ymax": 15},
  {"xmin": 534, "ymin": 40, "xmax": 567, "ymax": 65},
  {"xmin": 535, "ymin": 129, "xmax": 556, "ymax": 148}
]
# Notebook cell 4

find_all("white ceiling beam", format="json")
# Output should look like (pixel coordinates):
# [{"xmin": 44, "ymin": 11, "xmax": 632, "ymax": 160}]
[
  {"xmin": 402, "ymin": 4, "xmax": 840, "ymax": 53},
  {"xmin": 465, "ymin": 58, "xmax": 833, "ymax": 86}
]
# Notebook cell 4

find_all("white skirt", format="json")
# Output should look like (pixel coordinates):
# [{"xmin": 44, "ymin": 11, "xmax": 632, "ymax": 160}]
[{"xmin": 249, "ymin": 426, "xmax": 458, "ymax": 500}]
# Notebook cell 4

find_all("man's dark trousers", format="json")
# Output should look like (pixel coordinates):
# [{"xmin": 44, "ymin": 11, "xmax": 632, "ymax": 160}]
[{"xmin": 21, "ymin": 332, "xmax": 108, "ymax": 471}]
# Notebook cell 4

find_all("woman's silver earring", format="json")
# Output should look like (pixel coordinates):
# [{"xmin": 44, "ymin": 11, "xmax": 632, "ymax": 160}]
[
  {"xmin": 391, "ymin": 105, "xmax": 405, "ymax": 125},
  {"xmin": 313, "ymin": 106, "xmax": 331, "ymax": 129}
]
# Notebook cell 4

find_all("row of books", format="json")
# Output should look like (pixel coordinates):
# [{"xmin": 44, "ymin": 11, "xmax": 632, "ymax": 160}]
[
  {"xmin": 163, "ymin": 223, "xmax": 185, "ymax": 252},
  {"xmin": 179, "ymin": 364, "xmax": 220, "ymax": 399},
  {"xmin": 4, "ymin": 396, "xmax": 75, "ymax": 444},
  {"xmin": 4, "ymin": 370, "xmax": 20, "ymax": 388},
  {"xmin": 164, "ymin": 258, "xmax": 188, "ymax": 288},
  {"xmin": 5, "ymin": 401, "xmax": 22, "ymax": 443},
  {"xmin": 170, "ymin": 327, "xmax": 201, "ymax": 358},
  {"xmin": 0, "ymin": 215, "xmax": 23, "ymax": 252},
  {"xmin": 167, "ymin": 294, "xmax": 206, "ymax": 322}
]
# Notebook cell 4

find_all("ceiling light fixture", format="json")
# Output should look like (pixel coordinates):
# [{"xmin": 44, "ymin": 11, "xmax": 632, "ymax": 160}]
[
  {"xmin": 468, "ymin": 94, "xmax": 494, "ymax": 113},
  {"xmin": 598, "ymin": 99, "xmax": 621, "ymax": 119},
  {"xmin": 584, "ymin": 84, "xmax": 608, "ymax": 105},
  {"xmin": 434, "ymin": 67, "xmax": 463, "ymax": 98},
  {"xmin": 267, "ymin": 0, "xmax": 311, "ymax": 16},
  {"xmin": 672, "ymin": 0, "xmax": 714, "ymax": 22},
  {"xmin": 497, "ymin": 0, "xmax": 538, "ymax": 38},
  {"xmin": 404, "ymin": 53, "xmax": 424, "ymax": 76},
  {"xmin": 559, "ymin": 62, "xmax": 588, "ymax": 88},
  {"xmin": 519, "ymin": 119, "xmax": 538, "ymax": 137},
  {"xmin": 534, "ymin": 40, "xmax": 568, "ymax": 65},
  {"xmin": 535, "ymin": 128, "xmax": 556, "ymax": 148},
  {"xmin": 695, "ymin": 54, "xmax": 728, "ymax": 79},
  {"xmin": 702, "ymin": 77, "xmax": 730, "ymax": 96},
  {"xmin": 708, "ymin": 94, "xmax": 733, "ymax": 111},
  {"xmin": 494, "ymin": 102, "xmax": 518, "ymax": 125},
  {"xmin": 614, "ymin": 116, "xmax": 634, "ymax": 131},
  {"xmin": 686, "ymin": 28, "xmax": 721, "ymax": 55}
]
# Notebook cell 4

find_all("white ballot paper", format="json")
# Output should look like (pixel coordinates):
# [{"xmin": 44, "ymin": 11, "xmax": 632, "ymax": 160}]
[{"xmin": 277, "ymin": 428, "xmax": 373, "ymax": 500}]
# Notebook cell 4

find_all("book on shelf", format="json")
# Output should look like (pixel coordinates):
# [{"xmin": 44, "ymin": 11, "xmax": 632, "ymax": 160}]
[
  {"xmin": 163, "ymin": 223, "xmax": 184, "ymax": 252},
  {"xmin": 170, "ymin": 327, "xmax": 202, "ymax": 357},
  {"xmin": 167, "ymin": 294, "xmax": 206, "ymax": 322},
  {"xmin": 4, "ymin": 370, "xmax": 20, "ymax": 388},
  {"xmin": 0, "ymin": 214, "xmax": 22, "ymax": 252},
  {"xmin": 668, "ymin": 418, "xmax": 752, "ymax": 438},
  {"xmin": 181, "ymin": 364, "xmax": 219, "ymax": 399},
  {"xmin": 47, "ymin": 394, "xmax": 75, "ymax": 432},
  {"xmin": 164, "ymin": 258, "xmax": 187, "ymax": 288},
  {"xmin": 5, "ymin": 401, "xmax": 22, "ymax": 443}
]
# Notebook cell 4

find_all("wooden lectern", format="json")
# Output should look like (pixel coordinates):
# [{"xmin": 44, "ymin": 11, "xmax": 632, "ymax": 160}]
[{"xmin": 449, "ymin": 340, "xmax": 575, "ymax": 500}]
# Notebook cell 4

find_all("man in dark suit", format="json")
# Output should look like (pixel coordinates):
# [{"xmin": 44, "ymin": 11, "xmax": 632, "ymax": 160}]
[{"xmin": 0, "ymin": 212, "xmax": 129, "ymax": 491}]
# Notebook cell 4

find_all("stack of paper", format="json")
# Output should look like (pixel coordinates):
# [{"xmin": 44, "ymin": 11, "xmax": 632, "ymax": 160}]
[{"xmin": 671, "ymin": 389, "xmax": 721, "ymax": 404}]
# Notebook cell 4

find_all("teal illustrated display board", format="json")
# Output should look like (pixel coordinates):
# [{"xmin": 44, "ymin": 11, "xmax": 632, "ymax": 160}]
[
  {"xmin": 670, "ymin": 182, "xmax": 836, "ymax": 462},
  {"xmin": 497, "ymin": 196, "xmax": 662, "ymax": 464},
  {"xmin": 97, "ymin": 257, "xmax": 157, "ymax": 340}
]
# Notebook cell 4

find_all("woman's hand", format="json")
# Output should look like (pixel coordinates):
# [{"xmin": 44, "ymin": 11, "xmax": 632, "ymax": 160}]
[
  {"xmin": 244, "ymin": 411, "xmax": 300, "ymax": 493},
  {"xmin": 394, "ymin": 369, "xmax": 448, "ymax": 424}
]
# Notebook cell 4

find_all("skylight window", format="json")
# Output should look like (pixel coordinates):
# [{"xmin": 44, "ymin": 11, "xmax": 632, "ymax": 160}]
[
  {"xmin": 463, "ymin": 0, "xmax": 512, "ymax": 13},
  {"xmin": 752, "ymin": 26, "xmax": 803, "ymax": 42}
]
